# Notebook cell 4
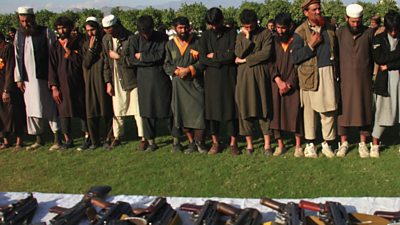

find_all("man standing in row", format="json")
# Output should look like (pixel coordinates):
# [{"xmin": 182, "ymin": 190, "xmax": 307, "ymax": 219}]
[
  {"xmin": 0, "ymin": 32, "xmax": 25, "ymax": 150},
  {"xmin": 127, "ymin": 15, "xmax": 172, "ymax": 151},
  {"xmin": 199, "ymin": 7, "xmax": 239, "ymax": 155},
  {"xmin": 269, "ymin": 13, "xmax": 304, "ymax": 157},
  {"xmin": 292, "ymin": 0, "xmax": 338, "ymax": 158},
  {"xmin": 371, "ymin": 11, "xmax": 400, "ymax": 158},
  {"xmin": 49, "ymin": 16, "xmax": 87, "ymax": 149},
  {"xmin": 102, "ymin": 15, "xmax": 145, "ymax": 150},
  {"xmin": 82, "ymin": 17, "xmax": 113, "ymax": 149},
  {"xmin": 235, "ymin": 9, "xmax": 273, "ymax": 155},
  {"xmin": 14, "ymin": 7, "xmax": 61, "ymax": 151},
  {"xmin": 164, "ymin": 17, "xmax": 207, "ymax": 153},
  {"xmin": 336, "ymin": 4, "xmax": 374, "ymax": 158}
]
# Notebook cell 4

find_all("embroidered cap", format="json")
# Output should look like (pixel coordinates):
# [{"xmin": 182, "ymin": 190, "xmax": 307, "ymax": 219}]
[
  {"xmin": 86, "ymin": 16, "xmax": 98, "ymax": 23},
  {"xmin": 301, "ymin": 0, "xmax": 320, "ymax": 10},
  {"xmin": 346, "ymin": 4, "xmax": 363, "ymax": 18},
  {"xmin": 102, "ymin": 15, "xmax": 117, "ymax": 28},
  {"xmin": 17, "ymin": 6, "xmax": 34, "ymax": 15}
]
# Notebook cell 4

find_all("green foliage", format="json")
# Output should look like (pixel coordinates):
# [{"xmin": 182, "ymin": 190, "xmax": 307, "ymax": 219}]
[
  {"xmin": 111, "ymin": 7, "xmax": 140, "ymax": 32},
  {"xmin": 1, "ymin": 134, "xmax": 400, "ymax": 197},
  {"xmin": 321, "ymin": 0, "xmax": 346, "ymax": 26},
  {"xmin": 262, "ymin": 0, "xmax": 292, "ymax": 25},
  {"xmin": 161, "ymin": 8, "xmax": 175, "ymax": 27},
  {"xmin": 138, "ymin": 7, "xmax": 163, "ymax": 28},
  {"xmin": 356, "ymin": 1, "xmax": 377, "ymax": 26},
  {"xmin": 375, "ymin": 0, "xmax": 399, "ymax": 18},
  {"xmin": 0, "ymin": 13, "xmax": 18, "ymax": 34},
  {"xmin": 2, "ymin": 0, "xmax": 399, "ymax": 34},
  {"xmin": 238, "ymin": 1, "xmax": 265, "ymax": 25},
  {"xmin": 176, "ymin": 2, "xmax": 207, "ymax": 31},
  {"xmin": 221, "ymin": 6, "xmax": 239, "ymax": 27}
]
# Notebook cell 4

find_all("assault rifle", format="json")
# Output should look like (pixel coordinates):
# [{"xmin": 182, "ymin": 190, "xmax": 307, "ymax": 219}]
[
  {"xmin": 374, "ymin": 209, "xmax": 400, "ymax": 223},
  {"xmin": 31, "ymin": 185, "xmax": 111, "ymax": 225},
  {"xmin": 0, "ymin": 193, "xmax": 38, "ymax": 225},
  {"xmin": 260, "ymin": 197, "xmax": 304, "ymax": 225},
  {"xmin": 88, "ymin": 198, "xmax": 133, "ymax": 225},
  {"xmin": 299, "ymin": 200, "xmax": 349, "ymax": 225},
  {"xmin": 131, "ymin": 197, "xmax": 181, "ymax": 225},
  {"xmin": 180, "ymin": 200, "xmax": 224, "ymax": 225},
  {"xmin": 216, "ymin": 202, "xmax": 262, "ymax": 225},
  {"xmin": 298, "ymin": 200, "xmax": 390, "ymax": 225}
]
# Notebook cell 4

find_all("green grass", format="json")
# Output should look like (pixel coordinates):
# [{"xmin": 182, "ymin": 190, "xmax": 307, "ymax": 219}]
[{"xmin": 1, "ymin": 129, "xmax": 400, "ymax": 198}]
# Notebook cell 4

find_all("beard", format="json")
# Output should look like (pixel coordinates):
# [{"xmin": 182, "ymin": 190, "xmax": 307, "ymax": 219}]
[
  {"xmin": 21, "ymin": 24, "xmax": 37, "ymax": 36},
  {"xmin": 177, "ymin": 32, "xmax": 190, "ymax": 41},
  {"xmin": 310, "ymin": 15, "xmax": 325, "ymax": 27},
  {"xmin": 58, "ymin": 32, "xmax": 71, "ymax": 40},
  {"xmin": 277, "ymin": 32, "xmax": 293, "ymax": 43},
  {"xmin": 347, "ymin": 23, "xmax": 362, "ymax": 35}
]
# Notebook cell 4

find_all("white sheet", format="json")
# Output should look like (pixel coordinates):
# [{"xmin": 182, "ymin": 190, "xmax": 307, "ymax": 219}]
[{"xmin": 1, "ymin": 192, "xmax": 400, "ymax": 224}]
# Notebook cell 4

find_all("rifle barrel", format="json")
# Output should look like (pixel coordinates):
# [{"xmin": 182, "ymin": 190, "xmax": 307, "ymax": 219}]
[
  {"xmin": 259, "ymin": 198, "xmax": 285, "ymax": 213},
  {"xmin": 216, "ymin": 202, "xmax": 241, "ymax": 217},
  {"xmin": 374, "ymin": 210, "xmax": 400, "ymax": 220},
  {"xmin": 299, "ymin": 200, "xmax": 323, "ymax": 212}
]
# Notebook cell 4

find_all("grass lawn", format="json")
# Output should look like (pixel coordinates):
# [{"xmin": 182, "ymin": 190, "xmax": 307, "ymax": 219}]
[{"xmin": 0, "ymin": 119, "xmax": 399, "ymax": 198}]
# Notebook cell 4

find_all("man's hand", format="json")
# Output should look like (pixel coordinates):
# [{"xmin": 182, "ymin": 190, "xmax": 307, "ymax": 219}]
[
  {"xmin": 308, "ymin": 31, "xmax": 322, "ymax": 49},
  {"xmin": 275, "ymin": 76, "xmax": 291, "ymax": 96},
  {"xmin": 240, "ymin": 27, "xmax": 250, "ymax": 39},
  {"xmin": 109, "ymin": 50, "xmax": 120, "ymax": 59},
  {"xmin": 135, "ymin": 53, "xmax": 141, "ymax": 60},
  {"xmin": 176, "ymin": 67, "xmax": 190, "ymax": 78},
  {"xmin": 380, "ymin": 65, "xmax": 388, "ymax": 71},
  {"xmin": 206, "ymin": 53, "xmax": 214, "ymax": 59},
  {"xmin": 2, "ymin": 92, "xmax": 10, "ymax": 103},
  {"xmin": 235, "ymin": 57, "xmax": 246, "ymax": 64},
  {"xmin": 61, "ymin": 39, "xmax": 71, "ymax": 55},
  {"xmin": 17, "ymin": 82, "xmax": 25, "ymax": 93},
  {"xmin": 106, "ymin": 83, "xmax": 115, "ymax": 96},
  {"xmin": 51, "ymin": 86, "xmax": 62, "ymax": 104},
  {"xmin": 89, "ymin": 36, "xmax": 96, "ymax": 49}
]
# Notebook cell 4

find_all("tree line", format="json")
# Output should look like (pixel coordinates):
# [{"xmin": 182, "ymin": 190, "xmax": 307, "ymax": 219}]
[{"xmin": 0, "ymin": 0, "xmax": 398, "ymax": 34}]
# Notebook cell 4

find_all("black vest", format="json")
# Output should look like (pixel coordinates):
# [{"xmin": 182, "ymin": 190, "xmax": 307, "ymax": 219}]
[{"xmin": 16, "ymin": 26, "xmax": 49, "ymax": 81}]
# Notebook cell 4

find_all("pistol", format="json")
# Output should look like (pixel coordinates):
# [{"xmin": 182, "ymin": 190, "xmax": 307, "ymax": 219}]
[
  {"xmin": 89, "ymin": 198, "xmax": 133, "ymax": 225},
  {"xmin": 132, "ymin": 197, "xmax": 181, "ymax": 225}
]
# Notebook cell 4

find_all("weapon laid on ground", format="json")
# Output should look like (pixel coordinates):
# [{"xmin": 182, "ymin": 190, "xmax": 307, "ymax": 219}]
[
  {"xmin": 31, "ymin": 185, "xmax": 112, "ymax": 225},
  {"xmin": 216, "ymin": 202, "xmax": 262, "ymax": 225},
  {"xmin": 131, "ymin": 197, "xmax": 181, "ymax": 225},
  {"xmin": 88, "ymin": 198, "xmax": 133, "ymax": 225},
  {"xmin": 180, "ymin": 200, "xmax": 224, "ymax": 225},
  {"xmin": 260, "ymin": 197, "xmax": 304, "ymax": 225},
  {"xmin": 374, "ymin": 209, "xmax": 400, "ymax": 223},
  {"xmin": 299, "ymin": 200, "xmax": 390, "ymax": 225},
  {"xmin": 0, "ymin": 193, "xmax": 38, "ymax": 225}
]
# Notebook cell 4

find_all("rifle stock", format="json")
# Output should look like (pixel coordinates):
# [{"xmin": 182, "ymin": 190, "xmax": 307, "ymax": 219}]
[
  {"xmin": 39, "ymin": 185, "xmax": 112, "ymax": 225},
  {"xmin": 179, "ymin": 204, "xmax": 203, "ymax": 214},
  {"xmin": 374, "ymin": 210, "xmax": 400, "ymax": 221},
  {"xmin": 49, "ymin": 206, "xmax": 69, "ymax": 215}
]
